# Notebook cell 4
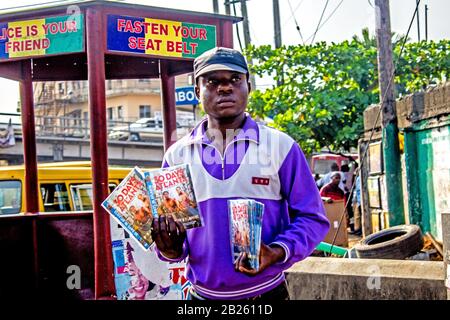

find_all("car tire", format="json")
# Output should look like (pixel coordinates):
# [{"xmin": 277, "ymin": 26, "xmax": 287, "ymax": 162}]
[{"xmin": 354, "ymin": 224, "xmax": 423, "ymax": 260}]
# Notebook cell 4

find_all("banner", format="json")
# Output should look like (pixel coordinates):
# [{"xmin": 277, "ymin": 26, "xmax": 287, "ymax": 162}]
[
  {"xmin": 0, "ymin": 14, "xmax": 84, "ymax": 60},
  {"xmin": 0, "ymin": 119, "xmax": 15, "ymax": 148},
  {"xmin": 107, "ymin": 15, "xmax": 216, "ymax": 59}
]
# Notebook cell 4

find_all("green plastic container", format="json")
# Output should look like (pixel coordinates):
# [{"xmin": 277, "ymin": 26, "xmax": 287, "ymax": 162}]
[{"xmin": 315, "ymin": 242, "xmax": 348, "ymax": 257}]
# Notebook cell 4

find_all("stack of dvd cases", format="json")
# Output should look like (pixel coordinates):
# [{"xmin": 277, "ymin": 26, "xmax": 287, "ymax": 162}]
[{"xmin": 228, "ymin": 199, "xmax": 265, "ymax": 270}]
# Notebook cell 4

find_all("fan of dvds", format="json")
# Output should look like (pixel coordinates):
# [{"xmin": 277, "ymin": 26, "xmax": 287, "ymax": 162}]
[
  {"xmin": 228, "ymin": 199, "xmax": 264, "ymax": 270},
  {"xmin": 102, "ymin": 164, "xmax": 203, "ymax": 251}
]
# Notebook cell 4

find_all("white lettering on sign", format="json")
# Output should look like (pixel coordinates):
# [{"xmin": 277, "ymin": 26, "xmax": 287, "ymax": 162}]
[{"xmin": 176, "ymin": 90, "xmax": 196, "ymax": 103}]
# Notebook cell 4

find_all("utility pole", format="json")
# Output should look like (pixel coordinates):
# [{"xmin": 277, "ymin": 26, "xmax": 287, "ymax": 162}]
[
  {"xmin": 425, "ymin": 4, "xmax": 429, "ymax": 41},
  {"xmin": 374, "ymin": 0, "xmax": 405, "ymax": 226},
  {"xmin": 416, "ymin": 0, "xmax": 421, "ymax": 41},
  {"xmin": 240, "ymin": 0, "xmax": 251, "ymax": 49},
  {"xmin": 273, "ymin": 0, "xmax": 282, "ymax": 48},
  {"xmin": 239, "ymin": 0, "xmax": 256, "ymax": 90},
  {"xmin": 213, "ymin": 0, "xmax": 219, "ymax": 14},
  {"xmin": 224, "ymin": 0, "xmax": 231, "ymax": 15},
  {"xmin": 273, "ymin": 0, "xmax": 283, "ymax": 86}
]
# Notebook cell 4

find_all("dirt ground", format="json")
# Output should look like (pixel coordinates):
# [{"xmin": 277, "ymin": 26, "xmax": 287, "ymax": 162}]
[{"xmin": 347, "ymin": 232, "xmax": 362, "ymax": 248}]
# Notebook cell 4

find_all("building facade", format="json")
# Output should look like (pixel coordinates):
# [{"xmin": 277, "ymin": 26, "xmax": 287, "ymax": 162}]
[{"xmin": 32, "ymin": 75, "xmax": 197, "ymax": 137}]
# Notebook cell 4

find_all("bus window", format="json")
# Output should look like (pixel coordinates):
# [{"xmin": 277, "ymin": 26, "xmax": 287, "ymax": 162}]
[
  {"xmin": 41, "ymin": 183, "xmax": 71, "ymax": 212},
  {"xmin": 313, "ymin": 159, "xmax": 335, "ymax": 176},
  {"xmin": 0, "ymin": 180, "xmax": 21, "ymax": 215},
  {"xmin": 70, "ymin": 183, "xmax": 117, "ymax": 211}
]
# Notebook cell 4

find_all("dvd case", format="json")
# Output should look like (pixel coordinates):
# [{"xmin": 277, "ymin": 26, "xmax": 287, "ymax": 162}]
[
  {"xmin": 143, "ymin": 164, "xmax": 202, "ymax": 229},
  {"xmin": 228, "ymin": 199, "xmax": 265, "ymax": 270},
  {"xmin": 102, "ymin": 167, "xmax": 154, "ymax": 250}
]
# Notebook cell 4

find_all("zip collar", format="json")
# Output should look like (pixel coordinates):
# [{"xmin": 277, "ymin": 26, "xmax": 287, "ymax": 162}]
[{"xmin": 183, "ymin": 113, "xmax": 260, "ymax": 147}]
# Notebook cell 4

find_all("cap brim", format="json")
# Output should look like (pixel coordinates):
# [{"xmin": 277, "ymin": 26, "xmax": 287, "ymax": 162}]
[{"xmin": 195, "ymin": 63, "xmax": 247, "ymax": 78}]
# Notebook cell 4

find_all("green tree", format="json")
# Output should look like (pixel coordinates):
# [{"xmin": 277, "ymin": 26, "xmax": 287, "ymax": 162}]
[{"xmin": 245, "ymin": 31, "xmax": 449, "ymax": 154}]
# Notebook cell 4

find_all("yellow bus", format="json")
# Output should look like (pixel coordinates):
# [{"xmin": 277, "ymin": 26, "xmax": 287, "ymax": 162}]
[{"xmin": 0, "ymin": 162, "xmax": 133, "ymax": 215}]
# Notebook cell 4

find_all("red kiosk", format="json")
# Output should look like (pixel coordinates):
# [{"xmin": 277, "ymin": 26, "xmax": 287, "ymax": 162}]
[{"xmin": 0, "ymin": 1, "xmax": 238, "ymax": 299}]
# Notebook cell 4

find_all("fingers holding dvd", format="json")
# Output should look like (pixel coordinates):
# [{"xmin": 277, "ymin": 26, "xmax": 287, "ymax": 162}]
[{"xmin": 151, "ymin": 215, "xmax": 186, "ymax": 260}]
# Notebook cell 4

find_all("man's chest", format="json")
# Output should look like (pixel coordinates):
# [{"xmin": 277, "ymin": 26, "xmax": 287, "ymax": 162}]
[{"xmin": 184, "ymin": 144, "xmax": 282, "ymax": 202}]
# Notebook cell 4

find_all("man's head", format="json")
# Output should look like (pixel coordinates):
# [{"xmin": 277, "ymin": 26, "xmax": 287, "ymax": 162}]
[
  {"xmin": 176, "ymin": 187, "xmax": 182, "ymax": 194},
  {"xmin": 194, "ymin": 47, "xmax": 250, "ymax": 120},
  {"xmin": 331, "ymin": 172, "xmax": 341, "ymax": 185},
  {"xmin": 330, "ymin": 162, "xmax": 339, "ymax": 172},
  {"xmin": 162, "ymin": 191, "xmax": 170, "ymax": 200}
]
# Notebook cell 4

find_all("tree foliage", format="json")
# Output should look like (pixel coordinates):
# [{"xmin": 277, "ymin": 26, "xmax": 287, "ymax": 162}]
[{"xmin": 245, "ymin": 30, "xmax": 449, "ymax": 154}]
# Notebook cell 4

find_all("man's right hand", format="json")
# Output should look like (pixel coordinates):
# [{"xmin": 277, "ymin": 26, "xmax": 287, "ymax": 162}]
[{"xmin": 151, "ymin": 215, "xmax": 186, "ymax": 259}]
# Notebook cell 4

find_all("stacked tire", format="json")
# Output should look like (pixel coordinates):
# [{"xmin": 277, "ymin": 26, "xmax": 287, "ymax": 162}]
[{"xmin": 354, "ymin": 225, "xmax": 424, "ymax": 259}]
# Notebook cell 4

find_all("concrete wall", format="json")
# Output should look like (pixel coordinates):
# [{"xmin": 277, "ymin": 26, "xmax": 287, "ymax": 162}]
[{"xmin": 285, "ymin": 257, "xmax": 446, "ymax": 300}]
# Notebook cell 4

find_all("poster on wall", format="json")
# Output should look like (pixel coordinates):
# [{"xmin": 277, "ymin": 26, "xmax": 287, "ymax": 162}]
[
  {"xmin": 110, "ymin": 218, "xmax": 191, "ymax": 300},
  {"xmin": 367, "ymin": 176, "xmax": 382, "ymax": 209},
  {"xmin": 379, "ymin": 175, "xmax": 388, "ymax": 211},
  {"xmin": 368, "ymin": 141, "xmax": 383, "ymax": 174}
]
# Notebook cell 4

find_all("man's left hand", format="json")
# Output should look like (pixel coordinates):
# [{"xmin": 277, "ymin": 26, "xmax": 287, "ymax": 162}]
[{"xmin": 235, "ymin": 243, "xmax": 286, "ymax": 276}]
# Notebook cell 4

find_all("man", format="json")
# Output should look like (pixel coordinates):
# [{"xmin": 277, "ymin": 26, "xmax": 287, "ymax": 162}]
[
  {"xmin": 341, "ymin": 164, "xmax": 355, "ymax": 232},
  {"xmin": 317, "ymin": 162, "xmax": 346, "ymax": 191},
  {"xmin": 137, "ymin": 194, "xmax": 153, "ymax": 223},
  {"xmin": 157, "ymin": 191, "xmax": 182, "ymax": 217},
  {"xmin": 176, "ymin": 186, "xmax": 197, "ymax": 217},
  {"xmin": 352, "ymin": 174, "xmax": 362, "ymax": 236},
  {"xmin": 151, "ymin": 47, "xmax": 330, "ymax": 300},
  {"xmin": 176, "ymin": 187, "xmax": 194, "ymax": 209},
  {"xmin": 319, "ymin": 172, "xmax": 345, "ymax": 201}
]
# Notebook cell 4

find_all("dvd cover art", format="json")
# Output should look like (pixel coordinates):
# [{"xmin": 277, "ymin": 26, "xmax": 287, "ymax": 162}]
[
  {"xmin": 102, "ymin": 167, "xmax": 154, "ymax": 250},
  {"xmin": 229, "ymin": 199, "xmax": 251, "ymax": 263},
  {"xmin": 228, "ymin": 199, "xmax": 265, "ymax": 270},
  {"xmin": 143, "ymin": 164, "xmax": 202, "ymax": 229}
]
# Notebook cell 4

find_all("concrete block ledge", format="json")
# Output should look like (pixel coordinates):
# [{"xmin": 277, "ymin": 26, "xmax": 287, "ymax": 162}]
[{"xmin": 285, "ymin": 257, "xmax": 446, "ymax": 300}]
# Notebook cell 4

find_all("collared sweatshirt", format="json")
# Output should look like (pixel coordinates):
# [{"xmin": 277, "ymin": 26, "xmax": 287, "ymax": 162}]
[{"xmin": 157, "ymin": 115, "xmax": 330, "ymax": 300}]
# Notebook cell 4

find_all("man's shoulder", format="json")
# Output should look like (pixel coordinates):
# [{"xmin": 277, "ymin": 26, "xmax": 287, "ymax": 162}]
[
  {"xmin": 257, "ymin": 123, "xmax": 300, "ymax": 162},
  {"xmin": 163, "ymin": 135, "xmax": 192, "ymax": 163}
]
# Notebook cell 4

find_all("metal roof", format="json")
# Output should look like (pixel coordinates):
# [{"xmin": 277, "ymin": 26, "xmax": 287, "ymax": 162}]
[{"xmin": 0, "ymin": 0, "xmax": 242, "ymax": 23}]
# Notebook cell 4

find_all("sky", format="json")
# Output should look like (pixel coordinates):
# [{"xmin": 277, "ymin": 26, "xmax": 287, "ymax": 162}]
[{"xmin": 0, "ymin": 0, "xmax": 449, "ymax": 116}]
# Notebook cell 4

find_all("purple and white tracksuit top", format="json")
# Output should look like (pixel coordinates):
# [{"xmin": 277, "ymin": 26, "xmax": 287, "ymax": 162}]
[{"xmin": 157, "ymin": 115, "xmax": 330, "ymax": 300}]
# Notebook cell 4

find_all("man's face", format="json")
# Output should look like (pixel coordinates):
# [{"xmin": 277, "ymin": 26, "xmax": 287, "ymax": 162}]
[
  {"xmin": 176, "ymin": 187, "xmax": 182, "ymax": 194},
  {"xmin": 195, "ymin": 70, "xmax": 250, "ymax": 120},
  {"xmin": 163, "ymin": 192, "xmax": 170, "ymax": 200},
  {"xmin": 332, "ymin": 174, "xmax": 341, "ymax": 185}
]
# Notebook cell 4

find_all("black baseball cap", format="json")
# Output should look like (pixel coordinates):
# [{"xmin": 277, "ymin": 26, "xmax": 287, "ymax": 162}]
[{"xmin": 194, "ymin": 47, "xmax": 249, "ymax": 81}]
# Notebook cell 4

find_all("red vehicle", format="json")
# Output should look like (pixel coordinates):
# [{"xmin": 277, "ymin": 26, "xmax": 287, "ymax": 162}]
[{"xmin": 311, "ymin": 153, "xmax": 358, "ymax": 180}]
